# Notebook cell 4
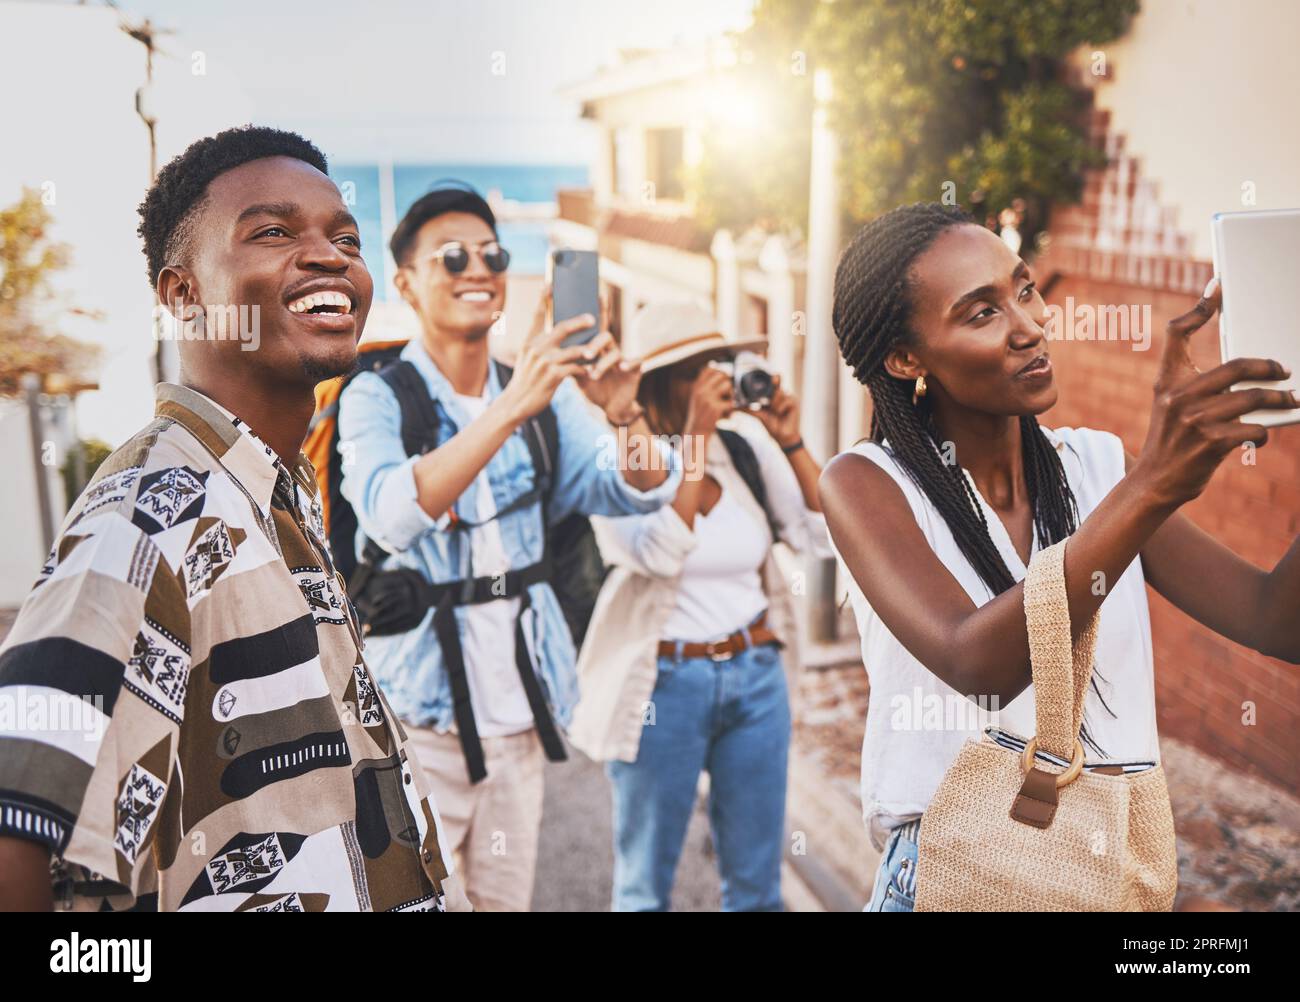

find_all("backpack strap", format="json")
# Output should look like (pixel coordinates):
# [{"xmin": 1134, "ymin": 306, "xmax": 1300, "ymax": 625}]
[
  {"xmin": 364, "ymin": 357, "xmax": 559, "ymax": 534},
  {"xmin": 493, "ymin": 358, "xmax": 560, "ymax": 510},
  {"xmin": 464, "ymin": 361, "xmax": 566, "ymax": 779},
  {"xmin": 718, "ymin": 427, "xmax": 781, "ymax": 542},
  {"xmin": 377, "ymin": 360, "xmax": 441, "ymax": 458},
  {"xmin": 493, "ymin": 360, "xmax": 559, "ymax": 476},
  {"xmin": 344, "ymin": 360, "xmax": 441, "ymax": 595},
  {"xmin": 370, "ymin": 356, "xmax": 567, "ymax": 783}
]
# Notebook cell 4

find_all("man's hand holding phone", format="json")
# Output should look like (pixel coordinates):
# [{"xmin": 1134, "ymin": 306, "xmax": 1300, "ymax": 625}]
[
  {"xmin": 501, "ymin": 286, "xmax": 598, "ymax": 424},
  {"xmin": 573, "ymin": 290, "xmax": 645, "ymax": 426}
]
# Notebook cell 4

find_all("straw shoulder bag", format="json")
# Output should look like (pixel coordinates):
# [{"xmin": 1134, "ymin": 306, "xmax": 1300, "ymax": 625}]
[{"xmin": 914, "ymin": 539, "xmax": 1177, "ymax": 911}]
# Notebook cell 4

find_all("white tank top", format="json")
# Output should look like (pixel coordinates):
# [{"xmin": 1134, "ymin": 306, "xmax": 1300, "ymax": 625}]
[{"xmin": 833, "ymin": 426, "xmax": 1160, "ymax": 851}]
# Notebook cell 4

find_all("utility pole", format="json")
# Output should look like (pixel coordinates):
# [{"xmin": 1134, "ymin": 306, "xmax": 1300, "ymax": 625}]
[
  {"xmin": 802, "ymin": 68, "xmax": 842, "ymax": 645},
  {"xmin": 124, "ymin": 18, "xmax": 159, "ymax": 180},
  {"xmin": 23, "ymin": 374, "xmax": 55, "ymax": 555},
  {"xmin": 121, "ymin": 15, "xmax": 172, "ymax": 383}
]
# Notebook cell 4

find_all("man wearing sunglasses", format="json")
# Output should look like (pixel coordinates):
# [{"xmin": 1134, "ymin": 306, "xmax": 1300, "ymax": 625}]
[{"xmin": 337, "ymin": 186, "xmax": 681, "ymax": 911}]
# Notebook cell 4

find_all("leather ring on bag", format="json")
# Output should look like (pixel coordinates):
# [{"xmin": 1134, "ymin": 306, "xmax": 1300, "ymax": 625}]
[{"xmin": 1020, "ymin": 737, "xmax": 1085, "ymax": 788}]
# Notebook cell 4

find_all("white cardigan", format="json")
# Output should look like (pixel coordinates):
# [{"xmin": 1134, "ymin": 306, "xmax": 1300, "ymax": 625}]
[{"xmin": 567, "ymin": 414, "xmax": 832, "ymax": 763}]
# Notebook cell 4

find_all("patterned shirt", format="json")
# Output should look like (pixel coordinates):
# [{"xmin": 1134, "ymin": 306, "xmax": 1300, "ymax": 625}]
[{"xmin": 0, "ymin": 383, "xmax": 453, "ymax": 912}]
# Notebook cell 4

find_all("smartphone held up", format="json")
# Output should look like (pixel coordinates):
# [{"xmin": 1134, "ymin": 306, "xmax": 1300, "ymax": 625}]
[
  {"xmin": 549, "ymin": 248, "xmax": 601, "ymax": 354},
  {"xmin": 1212, "ymin": 207, "xmax": 1300, "ymax": 427}
]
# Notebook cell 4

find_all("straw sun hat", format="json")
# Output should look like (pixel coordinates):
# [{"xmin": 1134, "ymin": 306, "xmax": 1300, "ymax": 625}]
[{"xmin": 622, "ymin": 301, "xmax": 767, "ymax": 374}]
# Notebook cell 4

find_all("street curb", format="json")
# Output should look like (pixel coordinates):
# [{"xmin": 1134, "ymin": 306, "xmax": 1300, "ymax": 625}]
[{"xmin": 784, "ymin": 749, "xmax": 878, "ymax": 910}]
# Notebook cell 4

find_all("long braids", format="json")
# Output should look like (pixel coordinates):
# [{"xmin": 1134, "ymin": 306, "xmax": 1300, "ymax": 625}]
[
  {"xmin": 833, "ymin": 202, "xmax": 1079, "ymax": 591},
  {"xmin": 833, "ymin": 203, "xmax": 1112, "ymax": 750}
]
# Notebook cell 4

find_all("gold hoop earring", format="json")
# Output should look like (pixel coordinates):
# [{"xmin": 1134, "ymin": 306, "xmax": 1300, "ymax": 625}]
[{"xmin": 912, "ymin": 374, "xmax": 927, "ymax": 406}]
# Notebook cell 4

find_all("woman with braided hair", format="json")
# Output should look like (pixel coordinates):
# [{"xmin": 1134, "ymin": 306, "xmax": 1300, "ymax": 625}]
[{"xmin": 819, "ymin": 202, "xmax": 1300, "ymax": 912}]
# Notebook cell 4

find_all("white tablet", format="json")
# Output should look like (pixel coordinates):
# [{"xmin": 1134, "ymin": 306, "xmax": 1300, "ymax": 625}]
[{"xmin": 1211, "ymin": 208, "xmax": 1300, "ymax": 427}]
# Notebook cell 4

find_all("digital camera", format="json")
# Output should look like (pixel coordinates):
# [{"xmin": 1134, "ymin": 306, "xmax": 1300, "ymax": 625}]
[{"xmin": 712, "ymin": 351, "xmax": 776, "ymax": 409}]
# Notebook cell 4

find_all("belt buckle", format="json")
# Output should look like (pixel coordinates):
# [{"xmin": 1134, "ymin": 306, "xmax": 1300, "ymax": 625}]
[{"xmin": 706, "ymin": 641, "xmax": 732, "ymax": 663}]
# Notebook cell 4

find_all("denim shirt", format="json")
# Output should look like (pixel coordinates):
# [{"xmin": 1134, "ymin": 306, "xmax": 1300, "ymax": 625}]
[{"xmin": 337, "ymin": 339, "xmax": 683, "ymax": 731}]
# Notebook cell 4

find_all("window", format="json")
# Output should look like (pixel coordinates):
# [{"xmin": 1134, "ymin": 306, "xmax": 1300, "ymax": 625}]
[
  {"xmin": 645, "ymin": 127, "xmax": 684, "ymax": 202},
  {"xmin": 613, "ymin": 127, "xmax": 638, "ymax": 199}
]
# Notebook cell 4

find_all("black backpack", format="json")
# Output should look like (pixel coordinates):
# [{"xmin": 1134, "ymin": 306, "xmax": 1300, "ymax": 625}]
[
  {"xmin": 312, "ymin": 348, "xmax": 778, "ymax": 785},
  {"xmin": 313, "ymin": 344, "xmax": 605, "ymax": 647},
  {"xmin": 314, "ymin": 344, "xmax": 776, "ymax": 648}
]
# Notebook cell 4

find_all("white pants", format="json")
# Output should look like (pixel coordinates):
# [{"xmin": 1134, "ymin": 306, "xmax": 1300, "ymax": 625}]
[{"xmin": 403, "ymin": 725, "xmax": 545, "ymax": 912}]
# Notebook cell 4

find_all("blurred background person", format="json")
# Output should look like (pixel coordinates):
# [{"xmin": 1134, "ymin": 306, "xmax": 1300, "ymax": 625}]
[
  {"xmin": 337, "ymin": 187, "xmax": 681, "ymax": 912},
  {"xmin": 569, "ymin": 303, "xmax": 832, "ymax": 911}
]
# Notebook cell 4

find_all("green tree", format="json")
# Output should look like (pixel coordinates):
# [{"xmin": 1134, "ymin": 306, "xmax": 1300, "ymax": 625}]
[
  {"xmin": 61, "ymin": 437, "xmax": 113, "ymax": 505},
  {"xmin": 681, "ymin": 18, "xmax": 815, "ymax": 235},
  {"xmin": 689, "ymin": 0, "xmax": 1138, "ymax": 246},
  {"xmin": 0, "ymin": 188, "xmax": 101, "ymax": 396}
]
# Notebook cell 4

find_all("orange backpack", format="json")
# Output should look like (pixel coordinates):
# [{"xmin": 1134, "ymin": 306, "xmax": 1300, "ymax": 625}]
[{"xmin": 305, "ymin": 338, "xmax": 410, "ymax": 581}]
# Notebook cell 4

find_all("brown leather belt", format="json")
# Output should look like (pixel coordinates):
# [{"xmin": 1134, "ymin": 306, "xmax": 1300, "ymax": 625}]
[{"xmin": 657, "ymin": 612, "xmax": 779, "ymax": 662}]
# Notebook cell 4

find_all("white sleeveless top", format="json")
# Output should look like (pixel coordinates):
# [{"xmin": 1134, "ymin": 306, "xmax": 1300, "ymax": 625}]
[{"xmin": 833, "ymin": 426, "xmax": 1160, "ymax": 851}]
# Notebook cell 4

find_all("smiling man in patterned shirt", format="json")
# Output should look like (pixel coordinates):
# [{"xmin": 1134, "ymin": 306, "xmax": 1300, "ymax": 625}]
[{"xmin": 0, "ymin": 126, "xmax": 462, "ymax": 911}]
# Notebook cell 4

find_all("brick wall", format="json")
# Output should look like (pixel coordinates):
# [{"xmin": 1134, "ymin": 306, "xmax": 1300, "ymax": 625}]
[
  {"xmin": 1037, "ymin": 275, "xmax": 1299, "ymax": 794},
  {"xmin": 1033, "ymin": 110, "xmax": 1300, "ymax": 793}
]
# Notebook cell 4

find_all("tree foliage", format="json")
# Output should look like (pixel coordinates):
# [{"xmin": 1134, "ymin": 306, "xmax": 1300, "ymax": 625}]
[
  {"xmin": 0, "ymin": 189, "xmax": 101, "ymax": 397},
  {"xmin": 688, "ymin": 0, "xmax": 1138, "ymax": 243},
  {"xmin": 62, "ymin": 438, "xmax": 113, "ymax": 505},
  {"xmin": 681, "ymin": 18, "xmax": 815, "ymax": 234}
]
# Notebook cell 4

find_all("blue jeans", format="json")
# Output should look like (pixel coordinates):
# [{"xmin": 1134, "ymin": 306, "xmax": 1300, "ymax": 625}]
[
  {"xmin": 606, "ymin": 642, "xmax": 790, "ymax": 911},
  {"xmin": 865, "ymin": 819, "xmax": 919, "ymax": 912}
]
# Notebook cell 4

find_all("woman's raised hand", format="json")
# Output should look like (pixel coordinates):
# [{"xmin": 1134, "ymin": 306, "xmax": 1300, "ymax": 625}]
[{"xmin": 1134, "ymin": 280, "xmax": 1297, "ymax": 507}]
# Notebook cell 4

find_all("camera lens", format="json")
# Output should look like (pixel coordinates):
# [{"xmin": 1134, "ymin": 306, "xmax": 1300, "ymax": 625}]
[{"xmin": 738, "ymin": 368, "xmax": 774, "ymax": 406}]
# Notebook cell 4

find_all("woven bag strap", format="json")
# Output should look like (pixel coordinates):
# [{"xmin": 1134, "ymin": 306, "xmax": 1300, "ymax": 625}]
[{"xmin": 1023, "ymin": 539, "xmax": 1100, "ymax": 760}]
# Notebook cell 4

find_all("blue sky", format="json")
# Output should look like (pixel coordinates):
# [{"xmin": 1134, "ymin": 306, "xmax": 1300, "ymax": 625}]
[{"xmin": 109, "ymin": 0, "xmax": 755, "ymax": 164}]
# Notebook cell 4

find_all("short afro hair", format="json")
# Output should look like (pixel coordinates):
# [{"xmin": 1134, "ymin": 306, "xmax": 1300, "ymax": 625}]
[
  {"xmin": 390, "ymin": 184, "xmax": 497, "ymax": 268},
  {"xmin": 136, "ymin": 125, "xmax": 328, "ymax": 287}
]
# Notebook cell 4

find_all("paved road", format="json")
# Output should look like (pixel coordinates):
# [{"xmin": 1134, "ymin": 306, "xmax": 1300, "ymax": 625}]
[{"xmin": 531, "ymin": 749, "xmax": 722, "ymax": 912}]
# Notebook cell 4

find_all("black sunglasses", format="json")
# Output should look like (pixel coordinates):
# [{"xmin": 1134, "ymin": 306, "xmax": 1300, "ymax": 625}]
[{"xmin": 415, "ymin": 241, "xmax": 511, "ymax": 275}]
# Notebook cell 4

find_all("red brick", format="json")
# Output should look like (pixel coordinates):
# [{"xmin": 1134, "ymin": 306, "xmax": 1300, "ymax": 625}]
[{"xmin": 1035, "ymin": 157, "xmax": 1300, "ymax": 790}]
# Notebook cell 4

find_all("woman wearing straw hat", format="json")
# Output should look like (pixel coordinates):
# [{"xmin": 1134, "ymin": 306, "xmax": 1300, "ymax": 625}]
[{"xmin": 568, "ymin": 301, "xmax": 832, "ymax": 911}]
